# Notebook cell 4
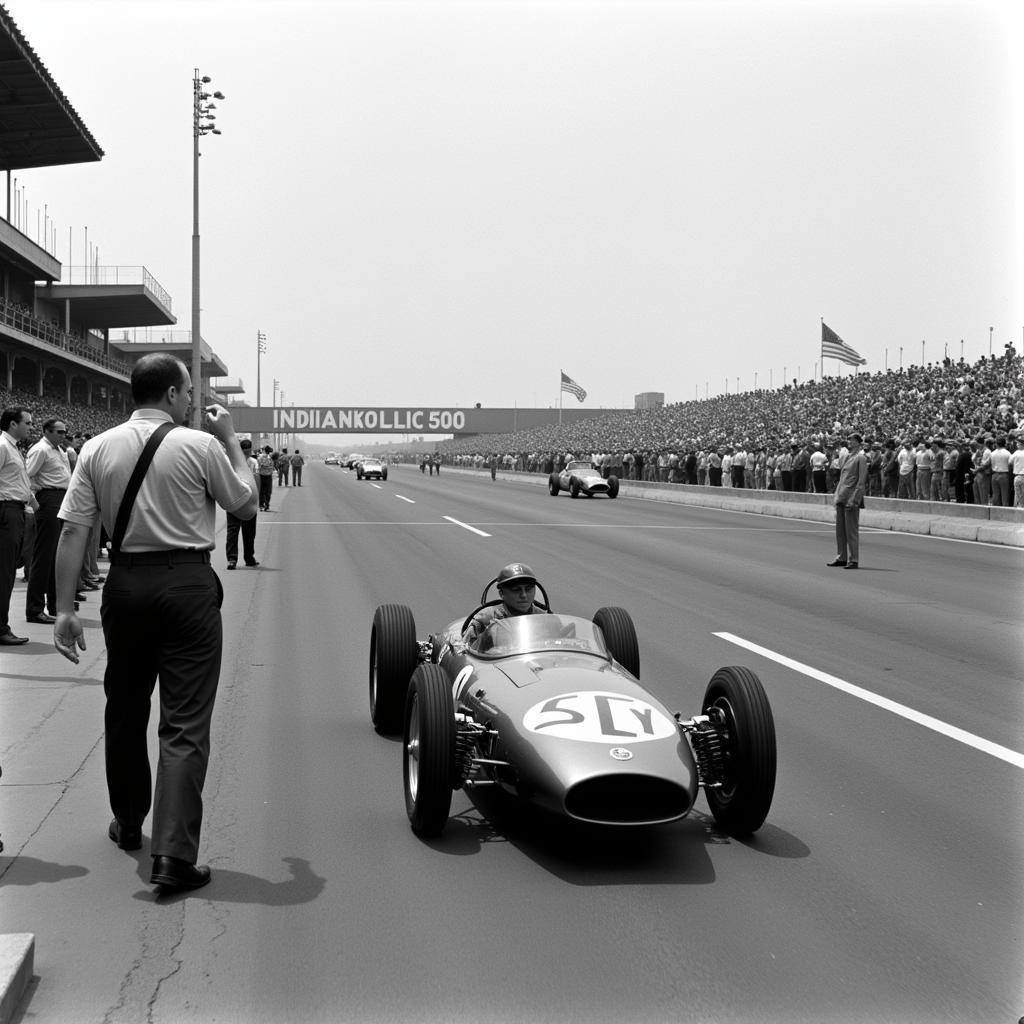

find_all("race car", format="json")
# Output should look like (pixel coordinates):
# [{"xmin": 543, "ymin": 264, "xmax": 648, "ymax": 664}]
[
  {"xmin": 356, "ymin": 457, "xmax": 387, "ymax": 480},
  {"xmin": 325, "ymin": 453, "xmax": 339, "ymax": 466},
  {"xmin": 344, "ymin": 453, "xmax": 367, "ymax": 469},
  {"xmin": 368, "ymin": 580, "xmax": 776, "ymax": 839},
  {"xmin": 549, "ymin": 459, "xmax": 619, "ymax": 499}
]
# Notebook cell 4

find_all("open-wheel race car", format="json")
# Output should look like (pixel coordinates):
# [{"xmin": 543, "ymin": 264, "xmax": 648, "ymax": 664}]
[
  {"xmin": 368, "ymin": 578, "xmax": 776, "ymax": 839},
  {"xmin": 549, "ymin": 460, "xmax": 619, "ymax": 499}
]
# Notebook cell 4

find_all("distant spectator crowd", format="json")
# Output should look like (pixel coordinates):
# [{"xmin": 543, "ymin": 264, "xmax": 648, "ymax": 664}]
[
  {"xmin": 0, "ymin": 386, "xmax": 125, "ymax": 450},
  {"xmin": 417, "ymin": 351, "xmax": 1024, "ymax": 507}
]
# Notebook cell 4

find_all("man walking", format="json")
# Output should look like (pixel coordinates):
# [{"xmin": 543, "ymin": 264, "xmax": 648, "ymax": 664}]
[
  {"xmin": 53, "ymin": 353, "xmax": 257, "ymax": 891},
  {"xmin": 827, "ymin": 433, "xmax": 868, "ymax": 570},
  {"xmin": 290, "ymin": 448, "xmax": 304, "ymax": 486},
  {"xmin": 25, "ymin": 418, "xmax": 71, "ymax": 623},
  {"xmin": 0, "ymin": 407, "xmax": 35, "ymax": 644},
  {"xmin": 225, "ymin": 438, "xmax": 259, "ymax": 570},
  {"xmin": 277, "ymin": 447, "xmax": 290, "ymax": 487}
]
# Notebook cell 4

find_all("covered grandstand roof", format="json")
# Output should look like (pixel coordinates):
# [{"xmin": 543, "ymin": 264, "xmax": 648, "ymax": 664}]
[{"xmin": 0, "ymin": 4, "xmax": 103, "ymax": 170}]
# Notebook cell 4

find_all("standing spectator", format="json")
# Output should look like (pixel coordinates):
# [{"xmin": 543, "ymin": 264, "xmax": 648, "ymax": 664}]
[
  {"xmin": 257, "ymin": 445, "xmax": 275, "ymax": 511},
  {"xmin": 792, "ymin": 444, "xmax": 809, "ymax": 493},
  {"xmin": 989, "ymin": 436, "xmax": 1012, "ymax": 506},
  {"xmin": 277, "ymin": 447, "xmax": 290, "ymax": 487},
  {"xmin": 707, "ymin": 448, "xmax": 722, "ymax": 486},
  {"xmin": 928, "ymin": 440, "xmax": 946, "ymax": 501},
  {"xmin": 744, "ymin": 446, "xmax": 756, "ymax": 489},
  {"xmin": 972, "ymin": 437, "xmax": 991, "ymax": 505},
  {"xmin": 954, "ymin": 440, "xmax": 974, "ymax": 503},
  {"xmin": 866, "ymin": 442, "xmax": 883, "ymax": 497},
  {"xmin": 225, "ymin": 438, "xmax": 260, "ymax": 570},
  {"xmin": 0, "ymin": 406, "xmax": 35, "ymax": 644},
  {"xmin": 943, "ymin": 439, "xmax": 960, "ymax": 501},
  {"xmin": 52, "ymin": 353, "xmax": 257, "ymax": 890},
  {"xmin": 732, "ymin": 444, "xmax": 747, "ymax": 487},
  {"xmin": 827, "ymin": 432, "xmax": 868, "ymax": 570},
  {"xmin": 1010, "ymin": 436, "xmax": 1024, "ymax": 507},
  {"xmin": 881, "ymin": 440, "xmax": 899, "ymax": 498},
  {"xmin": 810, "ymin": 444, "xmax": 828, "ymax": 493},
  {"xmin": 896, "ymin": 439, "xmax": 916, "ymax": 498},
  {"xmin": 778, "ymin": 447, "xmax": 793, "ymax": 491},
  {"xmin": 914, "ymin": 442, "xmax": 933, "ymax": 501},
  {"xmin": 25, "ymin": 418, "xmax": 71, "ymax": 623},
  {"xmin": 290, "ymin": 448, "xmax": 304, "ymax": 486}
]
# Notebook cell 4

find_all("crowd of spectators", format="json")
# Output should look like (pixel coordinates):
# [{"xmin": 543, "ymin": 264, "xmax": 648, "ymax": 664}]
[
  {"xmin": 0, "ymin": 386, "xmax": 125, "ymax": 450},
  {"xmin": 419, "ymin": 350, "xmax": 1024, "ymax": 506}
]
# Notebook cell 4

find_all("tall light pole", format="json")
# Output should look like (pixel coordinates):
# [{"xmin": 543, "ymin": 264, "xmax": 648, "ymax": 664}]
[
  {"xmin": 273, "ymin": 378, "xmax": 279, "ymax": 448},
  {"xmin": 191, "ymin": 69, "xmax": 224, "ymax": 427},
  {"xmin": 257, "ymin": 330, "xmax": 267, "ymax": 406}
]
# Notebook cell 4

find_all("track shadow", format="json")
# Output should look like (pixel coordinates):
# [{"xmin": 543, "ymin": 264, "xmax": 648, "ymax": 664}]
[{"xmin": 0, "ymin": 855, "xmax": 89, "ymax": 885}]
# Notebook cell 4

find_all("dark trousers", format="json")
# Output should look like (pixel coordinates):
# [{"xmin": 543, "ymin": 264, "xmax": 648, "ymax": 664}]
[
  {"xmin": 277, "ymin": 464, "xmax": 289, "ymax": 486},
  {"xmin": 708, "ymin": 467, "xmax": 722, "ymax": 486},
  {"xmin": 225, "ymin": 509, "xmax": 257, "ymax": 564},
  {"xmin": 291, "ymin": 465, "xmax": 302, "ymax": 485},
  {"xmin": 101, "ymin": 561, "xmax": 223, "ymax": 862},
  {"xmin": 26, "ymin": 488, "xmax": 65, "ymax": 617},
  {"xmin": 793, "ymin": 469, "xmax": 807, "ymax": 493},
  {"xmin": 259, "ymin": 475, "xmax": 273, "ymax": 509},
  {"xmin": 0, "ymin": 503, "xmax": 25, "ymax": 633},
  {"xmin": 812, "ymin": 470, "xmax": 827, "ymax": 493}
]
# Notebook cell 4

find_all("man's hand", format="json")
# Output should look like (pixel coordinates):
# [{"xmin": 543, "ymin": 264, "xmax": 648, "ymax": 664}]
[
  {"xmin": 204, "ymin": 404, "xmax": 237, "ymax": 445},
  {"xmin": 53, "ymin": 611, "xmax": 86, "ymax": 664}
]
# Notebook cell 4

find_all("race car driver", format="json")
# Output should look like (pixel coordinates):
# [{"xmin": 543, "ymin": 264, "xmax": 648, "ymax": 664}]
[{"xmin": 463, "ymin": 563, "xmax": 544, "ymax": 644}]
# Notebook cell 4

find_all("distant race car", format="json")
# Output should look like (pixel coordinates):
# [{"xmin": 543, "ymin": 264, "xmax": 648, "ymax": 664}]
[
  {"xmin": 325, "ymin": 453, "xmax": 339, "ymax": 466},
  {"xmin": 344, "ymin": 453, "xmax": 367, "ymax": 469},
  {"xmin": 368, "ymin": 578, "xmax": 777, "ymax": 839},
  {"xmin": 356, "ymin": 458, "xmax": 387, "ymax": 480},
  {"xmin": 549, "ymin": 459, "xmax": 619, "ymax": 499}
]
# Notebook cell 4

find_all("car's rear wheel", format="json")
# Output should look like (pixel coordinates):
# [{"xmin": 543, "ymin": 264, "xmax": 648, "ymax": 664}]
[
  {"xmin": 607, "ymin": 475, "xmax": 619, "ymax": 498},
  {"xmin": 702, "ymin": 666, "xmax": 776, "ymax": 837},
  {"xmin": 369, "ymin": 604, "xmax": 418, "ymax": 735},
  {"xmin": 570, "ymin": 478, "xmax": 581, "ymax": 499},
  {"xmin": 548, "ymin": 473, "xmax": 560, "ymax": 496},
  {"xmin": 404, "ymin": 664, "xmax": 455, "ymax": 836},
  {"xmin": 593, "ymin": 606, "xmax": 639, "ymax": 678}
]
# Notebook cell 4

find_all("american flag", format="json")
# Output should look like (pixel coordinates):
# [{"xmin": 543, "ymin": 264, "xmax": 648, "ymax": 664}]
[
  {"xmin": 560, "ymin": 370, "xmax": 587, "ymax": 402},
  {"xmin": 821, "ymin": 321, "xmax": 867, "ymax": 366}
]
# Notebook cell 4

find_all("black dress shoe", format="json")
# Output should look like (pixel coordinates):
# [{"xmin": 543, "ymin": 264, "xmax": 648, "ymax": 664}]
[
  {"xmin": 244, "ymin": 559, "xmax": 259, "ymax": 567},
  {"xmin": 0, "ymin": 631, "xmax": 29, "ymax": 645},
  {"xmin": 843, "ymin": 561, "xmax": 859, "ymax": 570},
  {"xmin": 826, "ymin": 558, "xmax": 847, "ymax": 567},
  {"xmin": 27, "ymin": 612, "xmax": 56, "ymax": 624},
  {"xmin": 108, "ymin": 817, "xmax": 142, "ymax": 851},
  {"xmin": 226, "ymin": 561, "xmax": 237, "ymax": 570},
  {"xmin": 150, "ymin": 855, "xmax": 211, "ymax": 890}
]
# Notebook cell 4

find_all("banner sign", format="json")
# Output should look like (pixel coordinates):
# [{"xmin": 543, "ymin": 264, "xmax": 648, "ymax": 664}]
[{"xmin": 227, "ymin": 405, "xmax": 622, "ymax": 436}]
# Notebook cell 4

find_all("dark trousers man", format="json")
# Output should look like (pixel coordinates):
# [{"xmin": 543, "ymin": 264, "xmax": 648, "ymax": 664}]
[
  {"xmin": 0, "ymin": 501, "xmax": 25, "ymax": 634},
  {"xmin": 277, "ymin": 463, "xmax": 289, "ymax": 486},
  {"xmin": 101, "ymin": 557, "xmax": 222, "ymax": 863},
  {"xmin": 258, "ymin": 474, "xmax": 273, "ymax": 510},
  {"xmin": 26, "ymin": 487, "xmax": 65, "ymax": 617},
  {"xmin": 834, "ymin": 500, "xmax": 861, "ymax": 564},
  {"xmin": 291, "ymin": 464, "xmax": 302, "ymax": 486},
  {"xmin": 812, "ymin": 470, "xmax": 827, "ymax": 494},
  {"xmin": 225, "ymin": 508, "xmax": 257, "ymax": 565},
  {"xmin": 793, "ymin": 469, "xmax": 807, "ymax": 493}
]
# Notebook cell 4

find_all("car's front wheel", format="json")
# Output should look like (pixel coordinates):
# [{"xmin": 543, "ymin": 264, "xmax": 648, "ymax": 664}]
[
  {"xmin": 404, "ymin": 664, "xmax": 455, "ymax": 836},
  {"xmin": 382, "ymin": 468, "xmax": 388, "ymax": 480},
  {"xmin": 548, "ymin": 473, "xmax": 560, "ymax": 496},
  {"xmin": 593, "ymin": 606, "xmax": 639, "ymax": 678},
  {"xmin": 570, "ymin": 478, "xmax": 581, "ymax": 499},
  {"xmin": 369, "ymin": 604, "xmax": 418, "ymax": 735},
  {"xmin": 702, "ymin": 666, "xmax": 776, "ymax": 837},
  {"xmin": 607, "ymin": 475, "xmax": 619, "ymax": 498}
]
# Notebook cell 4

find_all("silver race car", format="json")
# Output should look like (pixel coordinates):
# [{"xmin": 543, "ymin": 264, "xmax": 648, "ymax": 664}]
[
  {"xmin": 549, "ymin": 459, "xmax": 619, "ymax": 498},
  {"xmin": 356, "ymin": 458, "xmax": 387, "ymax": 480},
  {"xmin": 368, "ymin": 578, "xmax": 776, "ymax": 839}
]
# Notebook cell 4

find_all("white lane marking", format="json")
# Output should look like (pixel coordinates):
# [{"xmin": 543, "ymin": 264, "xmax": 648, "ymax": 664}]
[
  {"xmin": 443, "ymin": 515, "xmax": 491, "ymax": 537},
  {"xmin": 371, "ymin": 483, "xmax": 382, "ymax": 489},
  {"xmin": 395, "ymin": 495, "xmax": 416, "ymax": 504},
  {"xmin": 714, "ymin": 631, "xmax": 1024, "ymax": 770}
]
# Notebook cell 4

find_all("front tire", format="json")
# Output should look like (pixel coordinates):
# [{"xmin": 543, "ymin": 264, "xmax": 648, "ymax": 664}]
[
  {"xmin": 570, "ymin": 478, "xmax": 581, "ymax": 499},
  {"xmin": 404, "ymin": 664, "xmax": 455, "ymax": 836},
  {"xmin": 702, "ymin": 666, "xmax": 776, "ymax": 837},
  {"xmin": 593, "ymin": 606, "xmax": 639, "ymax": 678},
  {"xmin": 548, "ymin": 473, "xmax": 560, "ymax": 496},
  {"xmin": 382, "ymin": 468, "xmax": 388, "ymax": 480},
  {"xmin": 369, "ymin": 604, "xmax": 418, "ymax": 735},
  {"xmin": 607, "ymin": 475, "xmax": 619, "ymax": 498}
]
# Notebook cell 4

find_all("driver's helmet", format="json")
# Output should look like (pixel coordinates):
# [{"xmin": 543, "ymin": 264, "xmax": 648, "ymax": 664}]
[{"xmin": 496, "ymin": 563, "xmax": 537, "ymax": 589}]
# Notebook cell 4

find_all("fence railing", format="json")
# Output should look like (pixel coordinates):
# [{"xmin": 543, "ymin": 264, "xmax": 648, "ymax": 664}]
[
  {"xmin": 60, "ymin": 265, "xmax": 173, "ymax": 314},
  {"xmin": 0, "ymin": 299, "xmax": 131, "ymax": 377}
]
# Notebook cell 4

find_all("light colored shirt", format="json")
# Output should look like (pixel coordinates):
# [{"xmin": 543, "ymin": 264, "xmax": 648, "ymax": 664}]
[
  {"xmin": 26, "ymin": 437, "xmax": 71, "ymax": 491},
  {"xmin": 59, "ymin": 408, "xmax": 252, "ymax": 552},
  {"xmin": 990, "ymin": 447, "xmax": 1011, "ymax": 473},
  {"xmin": 1010, "ymin": 449, "xmax": 1024, "ymax": 475},
  {"xmin": 0, "ymin": 432, "xmax": 31, "ymax": 503}
]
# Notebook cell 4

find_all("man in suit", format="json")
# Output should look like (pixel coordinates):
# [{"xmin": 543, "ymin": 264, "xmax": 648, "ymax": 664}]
[{"xmin": 827, "ymin": 433, "xmax": 868, "ymax": 570}]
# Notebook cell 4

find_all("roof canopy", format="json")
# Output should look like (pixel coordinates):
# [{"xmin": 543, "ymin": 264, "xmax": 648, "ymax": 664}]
[{"xmin": 0, "ymin": 4, "xmax": 103, "ymax": 170}]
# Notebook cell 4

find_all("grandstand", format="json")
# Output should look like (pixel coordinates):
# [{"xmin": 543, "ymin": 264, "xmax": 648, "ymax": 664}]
[{"xmin": 0, "ymin": 4, "xmax": 242, "ymax": 443}]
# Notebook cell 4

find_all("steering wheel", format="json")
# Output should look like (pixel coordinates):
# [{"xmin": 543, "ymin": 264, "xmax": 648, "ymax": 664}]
[{"xmin": 460, "ymin": 578, "xmax": 553, "ymax": 637}]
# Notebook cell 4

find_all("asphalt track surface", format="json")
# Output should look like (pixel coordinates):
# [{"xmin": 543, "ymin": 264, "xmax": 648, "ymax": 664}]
[{"xmin": 2, "ymin": 464, "xmax": 1022, "ymax": 1024}]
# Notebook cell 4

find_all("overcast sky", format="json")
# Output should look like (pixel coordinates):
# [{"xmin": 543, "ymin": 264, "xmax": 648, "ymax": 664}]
[{"xmin": 11, "ymin": 0, "xmax": 1024, "ymax": 437}]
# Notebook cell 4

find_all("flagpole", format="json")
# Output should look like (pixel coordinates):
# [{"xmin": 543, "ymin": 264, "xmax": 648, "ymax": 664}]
[{"xmin": 558, "ymin": 371, "xmax": 563, "ymax": 426}]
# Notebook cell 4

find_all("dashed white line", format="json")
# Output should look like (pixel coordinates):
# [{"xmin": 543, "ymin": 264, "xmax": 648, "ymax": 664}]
[
  {"xmin": 395, "ymin": 494, "xmax": 416, "ymax": 504},
  {"xmin": 715, "ymin": 631, "xmax": 1024, "ymax": 770},
  {"xmin": 443, "ymin": 515, "xmax": 491, "ymax": 537},
  {"xmin": 371, "ymin": 483, "xmax": 382, "ymax": 489}
]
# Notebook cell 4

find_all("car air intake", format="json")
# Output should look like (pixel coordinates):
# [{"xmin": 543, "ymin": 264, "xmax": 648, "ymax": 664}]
[{"xmin": 564, "ymin": 775, "xmax": 689, "ymax": 825}]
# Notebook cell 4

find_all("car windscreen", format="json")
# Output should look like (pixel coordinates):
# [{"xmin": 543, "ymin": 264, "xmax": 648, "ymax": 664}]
[
  {"xmin": 469, "ymin": 614, "xmax": 610, "ymax": 659},
  {"xmin": 566, "ymin": 461, "xmax": 592, "ymax": 472}
]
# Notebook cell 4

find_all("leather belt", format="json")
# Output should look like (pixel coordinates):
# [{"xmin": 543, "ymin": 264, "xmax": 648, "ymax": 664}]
[
  {"xmin": 111, "ymin": 550, "xmax": 212, "ymax": 567},
  {"xmin": 0, "ymin": 499, "xmax": 26, "ymax": 507}
]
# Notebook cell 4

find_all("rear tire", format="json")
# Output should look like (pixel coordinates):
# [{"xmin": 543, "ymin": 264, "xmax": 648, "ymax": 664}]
[
  {"xmin": 607, "ymin": 475, "xmax": 619, "ymax": 498},
  {"xmin": 404, "ymin": 664, "xmax": 455, "ymax": 836},
  {"xmin": 369, "ymin": 604, "xmax": 418, "ymax": 735},
  {"xmin": 382, "ymin": 468, "xmax": 388, "ymax": 480},
  {"xmin": 702, "ymin": 666, "xmax": 776, "ymax": 837},
  {"xmin": 593, "ymin": 606, "xmax": 639, "ymax": 678},
  {"xmin": 548, "ymin": 473, "xmax": 560, "ymax": 496}
]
